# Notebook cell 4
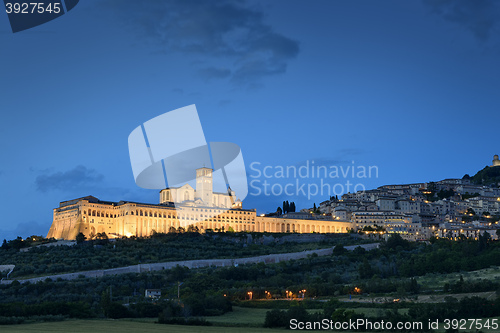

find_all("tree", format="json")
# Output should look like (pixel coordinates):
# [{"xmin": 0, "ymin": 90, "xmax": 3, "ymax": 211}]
[
  {"xmin": 408, "ymin": 278, "xmax": 420, "ymax": 294},
  {"xmin": 427, "ymin": 182, "xmax": 437, "ymax": 192},
  {"xmin": 313, "ymin": 203, "xmax": 317, "ymax": 213},
  {"xmin": 478, "ymin": 231, "xmax": 491, "ymax": 251},
  {"xmin": 358, "ymin": 258, "xmax": 374, "ymax": 279},
  {"xmin": 437, "ymin": 189, "xmax": 454, "ymax": 200},
  {"xmin": 95, "ymin": 232, "xmax": 109, "ymax": 245},
  {"xmin": 276, "ymin": 207, "xmax": 282, "ymax": 215},
  {"xmin": 100, "ymin": 289, "xmax": 111, "ymax": 316},
  {"xmin": 187, "ymin": 225, "xmax": 199, "ymax": 233},
  {"xmin": 283, "ymin": 201, "xmax": 290, "ymax": 214},
  {"xmin": 385, "ymin": 233, "xmax": 410, "ymax": 250},
  {"xmin": 471, "ymin": 165, "xmax": 500, "ymax": 186},
  {"xmin": 290, "ymin": 202, "xmax": 296, "ymax": 212},
  {"xmin": 264, "ymin": 309, "xmax": 287, "ymax": 328},
  {"xmin": 106, "ymin": 302, "xmax": 131, "ymax": 319},
  {"xmin": 75, "ymin": 232, "xmax": 86, "ymax": 244},
  {"xmin": 9, "ymin": 237, "xmax": 25, "ymax": 250},
  {"xmin": 333, "ymin": 244, "xmax": 346, "ymax": 255},
  {"xmin": 425, "ymin": 182, "xmax": 437, "ymax": 201},
  {"xmin": 1, "ymin": 239, "xmax": 8, "ymax": 250},
  {"xmin": 96, "ymin": 232, "xmax": 108, "ymax": 240}
]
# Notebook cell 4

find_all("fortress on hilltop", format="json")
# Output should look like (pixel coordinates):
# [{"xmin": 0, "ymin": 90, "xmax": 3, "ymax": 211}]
[
  {"xmin": 492, "ymin": 155, "xmax": 500, "ymax": 167},
  {"xmin": 47, "ymin": 167, "xmax": 351, "ymax": 240}
]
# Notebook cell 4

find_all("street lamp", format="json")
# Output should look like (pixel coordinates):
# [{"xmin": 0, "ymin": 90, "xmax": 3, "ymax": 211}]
[{"xmin": 247, "ymin": 291, "xmax": 253, "ymax": 300}]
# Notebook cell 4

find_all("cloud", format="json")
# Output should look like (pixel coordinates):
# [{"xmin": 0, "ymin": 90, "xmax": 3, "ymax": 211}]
[
  {"xmin": 33, "ymin": 165, "xmax": 158, "ymax": 204},
  {"xmin": 103, "ymin": 0, "xmax": 299, "ymax": 87},
  {"xmin": 338, "ymin": 148, "xmax": 366, "ymax": 156},
  {"xmin": 423, "ymin": 0, "xmax": 500, "ymax": 42},
  {"xmin": 198, "ymin": 67, "xmax": 232, "ymax": 81},
  {"xmin": 0, "ymin": 221, "xmax": 51, "ymax": 240},
  {"xmin": 35, "ymin": 165, "xmax": 104, "ymax": 192},
  {"xmin": 218, "ymin": 99, "xmax": 232, "ymax": 107},
  {"xmin": 293, "ymin": 151, "xmax": 367, "ymax": 169}
]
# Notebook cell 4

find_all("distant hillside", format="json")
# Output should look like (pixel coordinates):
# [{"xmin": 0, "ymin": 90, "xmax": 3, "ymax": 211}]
[{"xmin": 471, "ymin": 166, "xmax": 500, "ymax": 186}]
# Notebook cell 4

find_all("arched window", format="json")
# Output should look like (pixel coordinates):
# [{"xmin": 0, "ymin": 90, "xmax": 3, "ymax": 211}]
[{"xmin": 184, "ymin": 191, "xmax": 189, "ymax": 201}]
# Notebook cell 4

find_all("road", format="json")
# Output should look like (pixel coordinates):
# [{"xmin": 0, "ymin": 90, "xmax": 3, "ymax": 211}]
[{"xmin": 0, "ymin": 242, "xmax": 380, "ymax": 285}]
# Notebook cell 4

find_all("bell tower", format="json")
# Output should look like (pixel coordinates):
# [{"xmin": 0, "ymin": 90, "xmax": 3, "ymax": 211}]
[{"xmin": 195, "ymin": 167, "xmax": 213, "ymax": 206}]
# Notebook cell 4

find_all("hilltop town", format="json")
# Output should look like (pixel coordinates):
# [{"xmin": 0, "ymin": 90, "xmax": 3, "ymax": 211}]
[{"xmin": 307, "ymin": 155, "xmax": 500, "ymax": 241}]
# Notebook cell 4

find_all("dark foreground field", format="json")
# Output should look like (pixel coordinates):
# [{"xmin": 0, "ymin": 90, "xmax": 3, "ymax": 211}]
[{"xmin": 3, "ymin": 233, "xmax": 500, "ymax": 332}]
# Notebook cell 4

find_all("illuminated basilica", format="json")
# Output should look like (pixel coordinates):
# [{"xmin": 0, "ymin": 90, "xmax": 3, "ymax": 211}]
[{"xmin": 47, "ymin": 168, "xmax": 352, "ymax": 240}]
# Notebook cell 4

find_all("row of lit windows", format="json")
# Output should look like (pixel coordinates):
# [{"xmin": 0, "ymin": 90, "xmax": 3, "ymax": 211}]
[{"xmin": 83, "ymin": 207, "xmax": 254, "ymax": 219}]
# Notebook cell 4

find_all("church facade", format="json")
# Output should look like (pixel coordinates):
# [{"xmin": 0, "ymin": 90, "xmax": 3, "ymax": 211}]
[
  {"xmin": 159, "ymin": 168, "xmax": 237, "ymax": 209},
  {"xmin": 47, "ymin": 168, "xmax": 352, "ymax": 240}
]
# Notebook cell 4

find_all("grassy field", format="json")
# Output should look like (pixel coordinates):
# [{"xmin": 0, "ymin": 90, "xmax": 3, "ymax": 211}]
[
  {"xmin": 204, "ymin": 306, "xmax": 269, "ymax": 326},
  {"xmin": 416, "ymin": 266, "xmax": 500, "ymax": 290},
  {"xmin": 339, "ymin": 291, "xmax": 498, "ymax": 305},
  {"xmin": 2, "ymin": 311, "xmax": 499, "ymax": 333},
  {"xmin": 0, "ymin": 319, "xmax": 281, "ymax": 333},
  {"xmin": 0, "ymin": 307, "xmax": 276, "ymax": 332},
  {"xmin": 350, "ymin": 307, "xmax": 408, "ymax": 317}
]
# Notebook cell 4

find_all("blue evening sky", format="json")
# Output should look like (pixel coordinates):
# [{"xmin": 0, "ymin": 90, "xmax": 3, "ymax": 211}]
[{"xmin": 1, "ymin": 0, "xmax": 499, "ymax": 240}]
